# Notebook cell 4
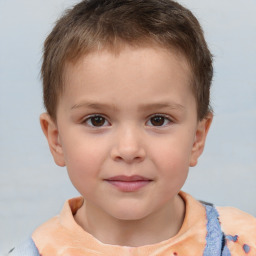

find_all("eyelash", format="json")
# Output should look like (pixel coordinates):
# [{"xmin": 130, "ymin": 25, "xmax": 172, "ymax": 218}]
[{"xmin": 82, "ymin": 114, "xmax": 172, "ymax": 128}]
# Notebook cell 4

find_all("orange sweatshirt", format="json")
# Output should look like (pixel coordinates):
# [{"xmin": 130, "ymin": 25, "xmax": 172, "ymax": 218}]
[{"xmin": 32, "ymin": 192, "xmax": 256, "ymax": 256}]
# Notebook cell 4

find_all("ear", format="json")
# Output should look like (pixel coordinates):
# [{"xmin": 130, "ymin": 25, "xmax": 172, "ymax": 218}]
[
  {"xmin": 190, "ymin": 113, "xmax": 213, "ymax": 167},
  {"xmin": 40, "ymin": 113, "xmax": 66, "ymax": 167}
]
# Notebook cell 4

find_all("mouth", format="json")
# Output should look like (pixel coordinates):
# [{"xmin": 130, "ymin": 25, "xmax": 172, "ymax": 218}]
[{"xmin": 104, "ymin": 175, "xmax": 153, "ymax": 192}]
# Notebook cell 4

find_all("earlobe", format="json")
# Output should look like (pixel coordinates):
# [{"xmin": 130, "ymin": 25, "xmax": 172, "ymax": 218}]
[
  {"xmin": 40, "ymin": 113, "xmax": 66, "ymax": 167},
  {"xmin": 190, "ymin": 113, "xmax": 213, "ymax": 167}
]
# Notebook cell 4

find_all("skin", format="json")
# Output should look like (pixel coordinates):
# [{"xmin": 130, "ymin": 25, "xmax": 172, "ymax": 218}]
[{"xmin": 40, "ymin": 45, "xmax": 212, "ymax": 247}]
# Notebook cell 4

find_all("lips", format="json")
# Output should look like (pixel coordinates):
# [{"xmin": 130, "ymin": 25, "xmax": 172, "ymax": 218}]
[{"xmin": 104, "ymin": 175, "xmax": 152, "ymax": 192}]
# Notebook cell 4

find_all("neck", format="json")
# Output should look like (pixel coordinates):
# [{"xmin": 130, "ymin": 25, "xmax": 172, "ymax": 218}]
[{"xmin": 74, "ymin": 195, "xmax": 185, "ymax": 247}]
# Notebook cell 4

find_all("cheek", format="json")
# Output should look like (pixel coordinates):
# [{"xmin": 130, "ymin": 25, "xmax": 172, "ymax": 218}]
[
  {"xmin": 65, "ymin": 148, "xmax": 98, "ymax": 198},
  {"xmin": 62, "ymin": 133, "xmax": 108, "ymax": 166},
  {"xmin": 61, "ymin": 138, "xmax": 107, "ymax": 189},
  {"xmin": 160, "ymin": 154, "xmax": 189, "ymax": 184},
  {"xmin": 155, "ymin": 142, "xmax": 192, "ymax": 169},
  {"xmin": 159, "ymin": 156, "xmax": 189, "ymax": 196},
  {"xmin": 152, "ymin": 141, "xmax": 191, "ymax": 184}
]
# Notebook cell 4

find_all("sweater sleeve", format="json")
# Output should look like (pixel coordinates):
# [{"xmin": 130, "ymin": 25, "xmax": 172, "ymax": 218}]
[
  {"xmin": 8, "ymin": 238, "xmax": 40, "ymax": 256},
  {"xmin": 217, "ymin": 206, "xmax": 256, "ymax": 255}
]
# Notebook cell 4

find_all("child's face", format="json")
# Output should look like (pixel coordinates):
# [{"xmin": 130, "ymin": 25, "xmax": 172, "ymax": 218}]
[{"xmin": 41, "ymin": 46, "xmax": 211, "ymax": 221}]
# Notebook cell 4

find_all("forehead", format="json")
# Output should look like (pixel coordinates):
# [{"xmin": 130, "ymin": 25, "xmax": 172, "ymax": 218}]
[
  {"xmin": 60, "ymin": 45, "xmax": 195, "ymax": 111},
  {"xmin": 64, "ymin": 45, "xmax": 192, "ymax": 87}
]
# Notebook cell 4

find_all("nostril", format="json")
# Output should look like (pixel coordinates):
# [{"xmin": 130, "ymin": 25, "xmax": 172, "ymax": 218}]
[
  {"xmin": 134, "ymin": 156, "xmax": 144, "ymax": 162},
  {"xmin": 111, "ymin": 147, "xmax": 146, "ymax": 163},
  {"xmin": 110, "ymin": 130, "xmax": 146, "ymax": 163}
]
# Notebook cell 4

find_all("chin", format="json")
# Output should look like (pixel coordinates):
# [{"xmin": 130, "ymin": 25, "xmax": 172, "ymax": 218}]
[{"xmin": 108, "ymin": 206, "xmax": 151, "ymax": 221}]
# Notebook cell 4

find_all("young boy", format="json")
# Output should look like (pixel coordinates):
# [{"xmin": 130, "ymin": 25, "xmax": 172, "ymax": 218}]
[{"xmin": 10, "ymin": 0, "xmax": 256, "ymax": 255}]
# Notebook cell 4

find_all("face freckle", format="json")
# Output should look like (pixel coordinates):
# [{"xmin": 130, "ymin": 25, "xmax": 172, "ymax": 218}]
[{"xmin": 49, "ymin": 45, "xmax": 210, "ymax": 225}]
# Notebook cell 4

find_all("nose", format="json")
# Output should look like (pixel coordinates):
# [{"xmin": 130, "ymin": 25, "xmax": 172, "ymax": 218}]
[{"xmin": 110, "ymin": 126, "xmax": 146, "ymax": 163}]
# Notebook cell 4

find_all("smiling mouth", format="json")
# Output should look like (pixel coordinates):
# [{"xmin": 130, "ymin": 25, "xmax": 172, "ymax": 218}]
[{"xmin": 104, "ymin": 175, "xmax": 153, "ymax": 192}]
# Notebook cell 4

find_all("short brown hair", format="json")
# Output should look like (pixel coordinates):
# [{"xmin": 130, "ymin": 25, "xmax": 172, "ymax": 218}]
[{"xmin": 42, "ymin": 0, "xmax": 213, "ymax": 120}]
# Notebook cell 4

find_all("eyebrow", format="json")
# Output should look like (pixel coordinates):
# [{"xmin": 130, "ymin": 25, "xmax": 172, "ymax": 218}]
[
  {"xmin": 71, "ymin": 101, "xmax": 184, "ymax": 112},
  {"xmin": 71, "ymin": 102, "xmax": 117, "ymax": 111},
  {"xmin": 139, "ymin": 102, "xmax": 185, "ymax": 111}
]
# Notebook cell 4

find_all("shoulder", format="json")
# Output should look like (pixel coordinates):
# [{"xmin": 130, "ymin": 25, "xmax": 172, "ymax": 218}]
[
  {"xmin": 216, "ymin": 206, "xmax": 256, "ymax": 234},
  {"xmin": 216, "ymin": 206, "xmax": 256, "ymax": 253},
  {"xmin": 7, "ymin": 238, "xmax": 39, "ymax": 256}
]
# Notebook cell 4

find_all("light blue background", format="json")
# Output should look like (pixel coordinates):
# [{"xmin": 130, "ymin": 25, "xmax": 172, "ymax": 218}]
[{"xmin": 0, "ymin": 0, "xmax": 255, "ymax": 253}]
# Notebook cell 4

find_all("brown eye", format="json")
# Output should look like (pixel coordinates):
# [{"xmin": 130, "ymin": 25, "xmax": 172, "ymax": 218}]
[
  {"xmin": 86, "ymin": 115, "xmax": 109, "ymax": 127},
  {"xmin": 150, "ymin": 116, "xmax": 165, "ymax": 126},
  {"xmin": 147, "ymin": 115, "xmax": 171, "ymax": 127}
]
